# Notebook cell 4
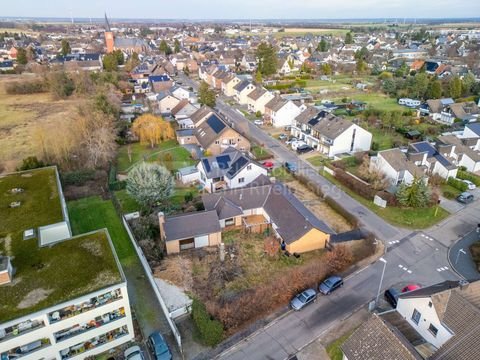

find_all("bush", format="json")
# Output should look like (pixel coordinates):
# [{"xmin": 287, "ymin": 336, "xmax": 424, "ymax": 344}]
[
  {"xmin": 255, "ymin": 110, "xmax": 262, "ymax": 118},
  {"xmin": 456, "ymin": 170, "xmax": 480, "ymax": 187},
  {"xmin": 62, "ymin": 170, "xmax": 96, "ymax": 186},
  {"xmin": 184, "ymin": 192, "xmax": 194, "ymax": 203},
  {"xmin": 17, "ymin": 156, "xmax": 45, "ymax": 171},
  {"xmin": 447, "ymin": 177, "xmax": 468, "ymax": 192},
  {"xmin": 5, "ymin": 79, "xmax": 48, "ymax": 94},
  {"xmin": 334, "ymin": 168, "xmax": 375, "ymax": 200},
  {"xmin": 191, "ymin": 298, "xmax": 224, "ymax": 347},
  {"xmin": 443, "ymin": 191, "xmax": 456, "ymax": 200}
]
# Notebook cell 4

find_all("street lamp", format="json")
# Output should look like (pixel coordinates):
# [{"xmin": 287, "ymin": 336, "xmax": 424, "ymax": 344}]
[
  {"xmin": 455, "ymin": 248, "xmax": 467, "ymax": 265},
  {"xmin": 375, "ymin": 257, "xmax": 388, "ymax": 307}
]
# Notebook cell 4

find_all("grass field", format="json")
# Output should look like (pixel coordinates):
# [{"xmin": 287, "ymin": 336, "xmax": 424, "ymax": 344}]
[
  {"xmin": 67, "ymin": 196, "xmax": 137, "ymax": 266},
  {"xmin": 323, "ymin": 172, "xmax": 449, "ymax": 229},
  {"xmin": 114, "ymin": 189, "xmax": 141, "ymax": 214},
  {"xmin": 0, "ymin": 76, "xmax": 80, "ymax": 171},
  {"xmin": 348, "ymin": 93, "xmax": 405, "ymax": 112},
  {"xmin": 116, "ymin": 140, "xmax": 195, "ymax": 173}
]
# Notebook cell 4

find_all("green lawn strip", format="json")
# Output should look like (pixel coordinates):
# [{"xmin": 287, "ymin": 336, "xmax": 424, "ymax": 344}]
[
  {"xmin": 306, "ymin": 155, "xmax": 331, "ymax": 168},
  {"xmin": 326, "ymin": 330, "xmax": 356, "ymax": 360},
  {"xmin": 251, "ymin": 145, "xmax": 273, "ymax": 160},
  {"xmin": 440, "ymin": 183, "xmax": 461, "ymax": 198},
  {"xmin": 348, "ymin": 93, "xmax": 405, "ymax": 112},
  {"xmin": 67, "ymin": 196, "xmax": 136, "ymax": 266},
  {"xmin": 271, "ymin": 167, "xmax": 294, "ymax": 182},
  {"xmin": 322, "ymin": 172, "xmax": 449, "ymax": 229},
  {"xmin": 114, "ymin": 189, "xmax": 141, "ymax": 214},
  {"xmin": 116, "ymin": 140, "xmax": 179, "ymax": 173}
]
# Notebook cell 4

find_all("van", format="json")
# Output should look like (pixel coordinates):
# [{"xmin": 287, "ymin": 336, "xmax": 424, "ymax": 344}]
[{"xmin": 384, "ymin": 288, "xmax": 400, "ymax": 308}]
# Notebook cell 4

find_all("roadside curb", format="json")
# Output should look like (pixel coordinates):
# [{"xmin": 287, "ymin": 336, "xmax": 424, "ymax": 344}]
[{"xmin": 447, "ymin": 229, "xmax": 476, "ymax": 280}]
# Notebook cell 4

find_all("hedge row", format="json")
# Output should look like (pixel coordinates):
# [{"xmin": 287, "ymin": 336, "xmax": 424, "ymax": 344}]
[
  {"xmin": 5, "ymin": 80, "xmax": 48, "ymax": 94},
  {"xmin": 62, "ymin": 170, "xmax": 96, "ymax": 186},
  {"xmin": 324, "ymin": 195, "xmax": 360, "ymax": 228},
  {"xmin": 334, "ymin": 168, "xmax": 376, "ymax": 200},
  {"xmin": 191, "ymin": 298, "xmax": 224, "ymax": 347},
  {"xmin": 456, "ymin": 170, "xmax": 480, "ymax": 187},
  {"xmin": 447, "ymin": 177, "xmax": 468, "ymax": 192}
]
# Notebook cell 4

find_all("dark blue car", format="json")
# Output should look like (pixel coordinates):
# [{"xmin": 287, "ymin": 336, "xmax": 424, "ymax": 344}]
[
  {"xmin": 148, "ymin": 332, "xmax": 172, "ymax": 360},
  {"xmin": 284, "ymin": 161, "xmax": 297, "ymax": 173},
  {"xmin": 319, "ymin": 275, "xmax": 343, "ymax": 295}
]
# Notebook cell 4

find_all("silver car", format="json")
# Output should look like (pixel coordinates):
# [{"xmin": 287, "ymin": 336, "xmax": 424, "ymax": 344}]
[{"xmin": 290, "ymin": 288, "xmax": 317, "ymax": 310}]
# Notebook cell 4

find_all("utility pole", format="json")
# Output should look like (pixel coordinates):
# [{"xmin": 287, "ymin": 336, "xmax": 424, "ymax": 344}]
[{"xmin": 375, "ymin": 258, "xmax": 388, "ymax": 307}]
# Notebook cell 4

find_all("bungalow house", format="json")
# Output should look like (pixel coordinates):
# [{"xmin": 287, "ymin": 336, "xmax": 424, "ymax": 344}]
[
  {"xmin": 264, "ymin": 96, "xmax": 301, "ymax": 128},
  {"xmin": 172, "ymin": 100, "xmax": 198, "ymax": 122},
  {"xmin": 437, "ymin": 135, "xmax": 480, "ymax": 173},
  {"xmin": 222, "ymin": 73, "xmax": 242, "ymax": 97},
  {"xmin": 419, "ymin": 98, "xmax": 455, "ymax": 123},
  {"xmin": 246, "ymin": 87, "xmax": 275, "ymax": 114},
  {"xmin": 342, "ymin": 280, "xmax": 480, "ymax": 360},
  {"xmin": 291, "ymin": 107, "xmax": 372, "ymax": 157},
  {"xmin": 233, "ymin": 80, "xmax": 256, "ymax": 104},
  {"xmin": 197, "ymin": 148, "xmax": 268, "ymax": 192},
  {"xmin": 441, "ymin": 101, "xmax": 480, "ymax": 124},
  {"xmin": 370, "ymin": 148, "xmax": 427, "ymax": 186}
]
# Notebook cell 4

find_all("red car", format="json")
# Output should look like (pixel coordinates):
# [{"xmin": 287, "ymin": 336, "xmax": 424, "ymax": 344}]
[
  {"xmin": 402, "ymin": 284, "xmax": 421, "ymax": 293},
  {"xmin": 262, "ymin": 161, "xmax": 275, "ymax": 169}
]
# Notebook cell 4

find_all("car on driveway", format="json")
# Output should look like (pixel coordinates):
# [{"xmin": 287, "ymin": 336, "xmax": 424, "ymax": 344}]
[
  {"xmin": 319, "ymin": 275, "xmax": 343, "ymax": 295},
  {"xmin": 384, "ymin": 287, "xmax": 400, "ymax": 308},
  {"xmin": 278, "ymin": 133, "xmax": 288, "ymax": 140},
  {"xmin": 457, "ymin": 191, "xmax": 474, "ymax": 204},
  {"xmin": 284, "ymin": 161, "xmax": 297, "ymax": 173},
  {"xmin": 296, "ymin": 144, "xmax": 314, "ymax": 154},
  {"xmin": 285, "ymin": 137, "xmax": 298, "ymax": 145},
  {"xmin": 402, "ymin": 284, "xmax": 421, "ymax": 293},
  {"xmin": 291, "ymin": 141, "xmax": 307, "ymax": 151},
  {"xmin": 125, "ymin": 346, "xmax": 145, "ymax": 360},
  {"xmin": 254, "ymin": 119, "xmax": 264, "ymax": 126},
  {"xmin": 262, "ymin": 161, "xmax": 275, "ymax": 169},
  {"xmin": 290, "ymin": 288, "xmax": 317, "ymax": 310},
  {"xmin": 148, "ymin": 332, "xmax": 172, "ymax": 360},
  {"xmin": 461, "ymin": 179, "xmax": 476, "ymax": 190}
]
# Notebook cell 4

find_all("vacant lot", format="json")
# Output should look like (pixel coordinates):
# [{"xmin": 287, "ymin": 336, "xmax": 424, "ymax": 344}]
[{"xmin": 0, "ymin": 76, "xmax": 81, "ymax": 172}]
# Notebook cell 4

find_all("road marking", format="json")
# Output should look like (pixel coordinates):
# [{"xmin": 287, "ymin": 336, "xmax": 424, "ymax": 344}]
[
  {"xmin": 407, "ymin": 270, "xmax": 412, "ymax": 274},
  {"xmin": 398, "ymin": 264, "xmax": 403, "ymax": 268},
  {"xmin": 388, "ymin": 240, "xmax": 400, "ymax": 245},
  {"xmin": 437, "ymin": 267, "xmax": 450, "ymax": 272},
  {"xmin": 398, "ymin": 264, "xmax": 413, "ymax": 273}
]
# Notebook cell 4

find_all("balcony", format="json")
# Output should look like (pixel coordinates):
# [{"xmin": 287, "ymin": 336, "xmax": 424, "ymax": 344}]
[
  {"xmin": 48, "ymin": 289, "xmax": 123, "ymax": 324},
  {"xmin": 1, "ymin": 338, "xmax": 51, "ymax": 359},
  {"xmin": 60, "ymin": 325, "xmax": 129, "ymax": 359},
  {"xmin": 54, "ymin": 308, "xmax": 126, "ymax": 343},
  {"xmin": 0, "ymin": 319, "xmax": 45, "ymax": 344}
]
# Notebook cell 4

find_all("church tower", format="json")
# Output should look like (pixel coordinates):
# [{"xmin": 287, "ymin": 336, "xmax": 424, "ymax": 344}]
[{"xmin": 104, "ymin": 13, "xmax": 114, "ymax": 53}]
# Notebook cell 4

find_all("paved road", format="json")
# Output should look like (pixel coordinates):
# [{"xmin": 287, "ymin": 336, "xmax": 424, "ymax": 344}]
[{"xmin": 175, "ymin": 73, "xmax": 478, "ymax": 360}]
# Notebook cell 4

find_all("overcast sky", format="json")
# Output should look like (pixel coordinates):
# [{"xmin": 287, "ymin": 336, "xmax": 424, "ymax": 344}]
[{"xmin": 3, "ymin": 0, "xmax": 479, "ymax": 20}]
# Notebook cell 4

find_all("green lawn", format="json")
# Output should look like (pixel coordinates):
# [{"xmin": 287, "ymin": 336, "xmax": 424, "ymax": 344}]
[
  {"xmin": 251, "ymin": 145, "xmax": 273, "ymax": 161},
  {"xmin": 326, "ymin": 330, "xmax": 355, "ymax": 360},
  {"xmin": 348, "ymin": 93, "xmax": 405, "ymax": 113},
  {"xmin": 323, "ymin": 172, "xmax": 449, "ymax": 229},
  {"xmin": 366, "ymin": 126, "xmax": 406, "ymax": 151},
  {"xmin": 67, "ymin": 196, "xmax": 136, "ymax": 266},
  {"xmin": 440, "ymin": 184, "xmax": 461, "ymax": 198},
  {"xmin": 271, "ymin": 167, "xmax": 294, "ymax": 182},
  {"xmin": 306, "ymin": 155, "xmax": 331, "ymax": 168},
  {"xmin": 170, "ymin": 186, "xmax": 200, "ymax": 207},
  {"xmin": 116, "ymin": 140, "xmax": 193, "ymax": 173},
  {"xmin": 114, "ymin": 189, "xmax": 141, "ymax": 214}
]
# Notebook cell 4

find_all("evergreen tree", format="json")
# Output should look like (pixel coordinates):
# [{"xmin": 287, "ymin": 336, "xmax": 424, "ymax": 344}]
[
  {"xmin": 61, "ymin": 39, "xmax": 71, "ymax": 56},
  {"xmin": 198, "ymin": 81, "xmax": 216, "ymax": 107},
  {"xmin": 255, "ymin": 70, "xmax": 263, "ymax": 84},
  {"xmin": 174, "ymin": 39, "xmax": 181, "ymax": 53},
  {"xmin": 317, "ymin": 38, "xmax": 329, "ymax": 52},
  {"xmin": 396, "ymin": 177, "xmax": 430, "ymax": 208},
  {"xmin": 345, "ymin": 32, "xmax": 353, "ymax": 44},
  {"xmin": 256, "ymin": 43, "xmax": 277, "ymax": 76},
  {"xmin": 159, "ymin": 40, "xmax": 172, "ymax": 55},
  {"xmin": 16, "ymin": 47, "xmax": 28, "ymax": 65},
  {"xmin": 102, "ymin": 53, "xmax": 118, "ymax": 71},
  {"xmin": 448, "ymin": 76, "xmax": 462, "ymax": 99}
]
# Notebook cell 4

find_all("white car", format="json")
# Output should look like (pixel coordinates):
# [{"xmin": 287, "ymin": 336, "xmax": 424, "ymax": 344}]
[
  {"xmin": 461, "ymin": 179, "xmax": 476, "ymax": 190},
  {"xmin": 291, "ymin": 141, "xmax": 307, "ymax": 150},
  {"xmin": 254, "ymin": 119, "xmax": 264, "ymax": 126},
  {"xmin": 125, "ymin": 346, "xmax": 145, "ymax": 360}
]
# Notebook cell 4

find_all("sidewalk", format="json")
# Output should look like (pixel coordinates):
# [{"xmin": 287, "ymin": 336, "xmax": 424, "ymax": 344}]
[{"xmin": 448, "ymin": 229, "xmax": 480, "ymax": 280}]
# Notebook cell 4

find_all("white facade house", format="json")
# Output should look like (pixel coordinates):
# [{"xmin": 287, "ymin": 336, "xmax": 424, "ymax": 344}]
[
  {"xmin": 247, "ymin": 89, "xmax": 274, "ymax": 114},
  {"xmin": 269, "ymin": 100, "xmax": 301, "ymax": 128},
  {"xmin": 370, "ymin": 149, "xmax": 419, "ymax": 186},
  {"xmin": 158, "ymin": 94, "xmax": 181, "ymax": 115},
  {"xmin": 233, "ymin": 81, "xmax": 256, "ymax": 105},
  {"xmin": 197, "ymin": 149, "xmax": 267, "ymax": 192},
  {"xmin": 291, "ymin": 108, "xmax": 372, "ymax": 157}
]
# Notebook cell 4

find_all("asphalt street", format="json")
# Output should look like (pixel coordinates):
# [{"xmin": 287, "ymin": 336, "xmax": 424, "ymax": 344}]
[{"xmin": 175, "ymin": 73, "xmax": 479, "ymax": 360}]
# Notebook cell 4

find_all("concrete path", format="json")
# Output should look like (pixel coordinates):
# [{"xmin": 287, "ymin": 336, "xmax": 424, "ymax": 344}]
[{"xmin": 438, "ymin": 196, "xmax": 464, "ymax": 214}]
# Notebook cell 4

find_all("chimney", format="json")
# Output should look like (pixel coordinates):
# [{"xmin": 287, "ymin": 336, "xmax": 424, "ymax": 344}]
[
  {"xmin": 0, "ymin": 257, "xmax": 13, "ymax": 285},
  {"xmin": 158, "ymin": 212, "xmax": 166, "ymax": 241}
]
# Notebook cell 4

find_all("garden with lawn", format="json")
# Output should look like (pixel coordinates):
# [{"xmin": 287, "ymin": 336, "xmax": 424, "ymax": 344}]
[{"xmin": 251, "ymin": 145, "xmax": 273, "ymax": 161}]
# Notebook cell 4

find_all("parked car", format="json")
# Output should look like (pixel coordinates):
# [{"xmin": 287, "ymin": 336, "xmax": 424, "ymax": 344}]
[
  {"xmin": 148, "ymin": 332, "xmax": 172, "ymax": 360},
  {"xmin": 254, "ymin": 119, "xmax": 264, "ymax": 126},
  {"xmin": 291, "ymin": 141, "xmax": 307, "ymax": 151},
  {"xmin": 284, "ymin": 161, "xmax": 297, "ymax": 173},
  {"xmin": 319, "ymin": 275, "xmax": 344, "ymax": 295},
  {"xmin": 262, "ymin": 161, "xmax": 275, "ymax": 169},
  {"xmin": 461, "ymin": 179, "xmax": 476, "ymax": 190},
  {"xmin": 125, "ymin": 346, "xmax": 145, "ymax": 360},
  {"xmin": 296, "ymin": 144, "xmax": 314, "ymax": 154},
  {"xmin": 278, "ymin": 133, "xmax": 288, "ymax": 140},
  {"xmin": 384, "ymin": 288, "xmax": 400, "ymax": 308},
  {"xmin": 402, "ymin": 284, "xmax": 421, "ymax": 293},
  {"xmin": 285, "ymin": 137, "xmax": 298, "ymax": 145},
  {"xmin": 290, "ymin": 288, "xmax": 317, "ymax": 310},
  {"xmin": 457, "ymin": 192, "xmax": 474, "ymax": 204}
]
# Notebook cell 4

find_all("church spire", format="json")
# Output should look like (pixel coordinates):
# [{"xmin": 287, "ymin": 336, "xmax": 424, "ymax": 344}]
[{"xmin": 104, "ymin": 12, "xmax": 111, "ymax": 32}]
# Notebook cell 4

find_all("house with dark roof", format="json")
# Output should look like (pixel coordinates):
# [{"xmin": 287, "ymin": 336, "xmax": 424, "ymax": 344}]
[
  {"xmin": 408, "ymin": 141, "xmax": 458, "ymax": 180},
  {"xmin": 221, "ymin": 73, "xmax": 242, "ymax": 97},
  {"xmin": 197, "ymin": 148, "xmax": 268, "ymax": 192},
  {"xmin": 291, "ymin": 106, "xmax": 372, "ymax": 157},
  {"xmin": 233, "ymin": 80, "xmax": 256, "ymax": 105},
  {"xmin": 175, "ymin": 107, "xmax": 250, "ymax": 155},
  {"xmin": 419, "ymin": 98, "xmax": 455, "ymax": 123},
  {"xmin": 342, "ymin": 280, "xmax": 480, "ymax": 360},
  {"xmin": 438, "ymin": 135, "xmax": 480, "ymax": 173},
  {"xmin": 246, "ymin": 87, "xmax": 275, "ymax": 114}
]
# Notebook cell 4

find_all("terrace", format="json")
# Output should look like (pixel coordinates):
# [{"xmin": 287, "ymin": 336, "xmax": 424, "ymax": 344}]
[{"xmin": 0, "ymin": 168, "xmax": 123, "ymax": 324}]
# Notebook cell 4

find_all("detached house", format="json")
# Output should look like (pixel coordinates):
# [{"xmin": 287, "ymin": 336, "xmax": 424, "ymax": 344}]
[
  {"xmin": 342, "ymin": 280, "xmax": 480, "ymax": 360},
  {"xmin": 222, "ymin": 73, "xmax": 241, "ymax": 97},
  {"xmin": 438, "ymin": 135, "xmax": 480, "ymax": 173},
  {"xmin": 233, "ymin": 80, "xmax": 256, "ymax": 104},
  {"xmin": 160, "ymin": 182, "xmax": 333, "ymax": 255},
  {"xmin": 157, "ymin": 93, "xmax": 181, "ymax": 115},
  {"xmin": 246, "ymin": 87, "xmax": 275, "ymax": 114},
  {"xmin": 419, "ymin": 98, "xmax": 455, "ymax": 123},
  {"xmin": 291, "ymin": 107, "xmax": 372, "ymax": 157},
  {"xmin": 197, "ymin": 148, "xmax": 268, "ymax": 192},
  {"xmin": 408, "ymin": 141, "xmax": 458, "ymax": 179},
  {"xmin": 264, "ymin": 96, "xmax": 302, "ymax": 128}
]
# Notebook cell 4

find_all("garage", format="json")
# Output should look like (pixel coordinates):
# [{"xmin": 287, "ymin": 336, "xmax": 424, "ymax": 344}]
[{"xmin": 194, "ymin": 235, "xmax": 209, "ymax": 248}]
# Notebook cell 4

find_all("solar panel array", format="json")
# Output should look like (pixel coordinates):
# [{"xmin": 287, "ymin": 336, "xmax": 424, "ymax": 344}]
[
  {"xmin": 227, "ymin": 157, "xmax": 249, "ymax": 177},
  {"xmin": 202, "ymin": 159, "xmax": 211, "ymax": 173},
  {"xmin": 207, "ymin": 114, "xmax": 226, "ymax": 134},
  {"xmin": 216, "ymin": 155, "xmax": 231, "ymax": 169},
  {"xmin": 413, "ymin": 142, "xmax": 436, "ymax": 157}
]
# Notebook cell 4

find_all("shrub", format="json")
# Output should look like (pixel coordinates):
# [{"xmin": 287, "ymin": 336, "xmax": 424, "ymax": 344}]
[
  {"xmin": 17, "ymin": 156, "xmax": 45, "ymax": 171},
  {"xmin": 62, "ymin": 170, "xmax": 96, "ymax": 186},
  {"xmin": 255, "ymin": 110, "xmax": 262, "ymax": 118},
  {"xmin": 447, "ymin": 177, "xmax": 468, "ymax": 192},
  {"xmin": 184, "ymin": 192, "xmax": 194, "ymax": 203},
  {"xmin": 5, "ymin": 79, "xmax": 48, "ymax": 94},
  {"xmin": 456, "ymin": 170, "xmax": 480, "ymax": 187},
  {"xmin": 334, "ymin": 168, "xmax": 375, "ymax": 200},
  {"xmin": 191, "ymin": 298, "xmax": 224, "ymax": 346},
  {"xmin": 443, "ymin": 190, "xmax": 456, "ymax": 200}
]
